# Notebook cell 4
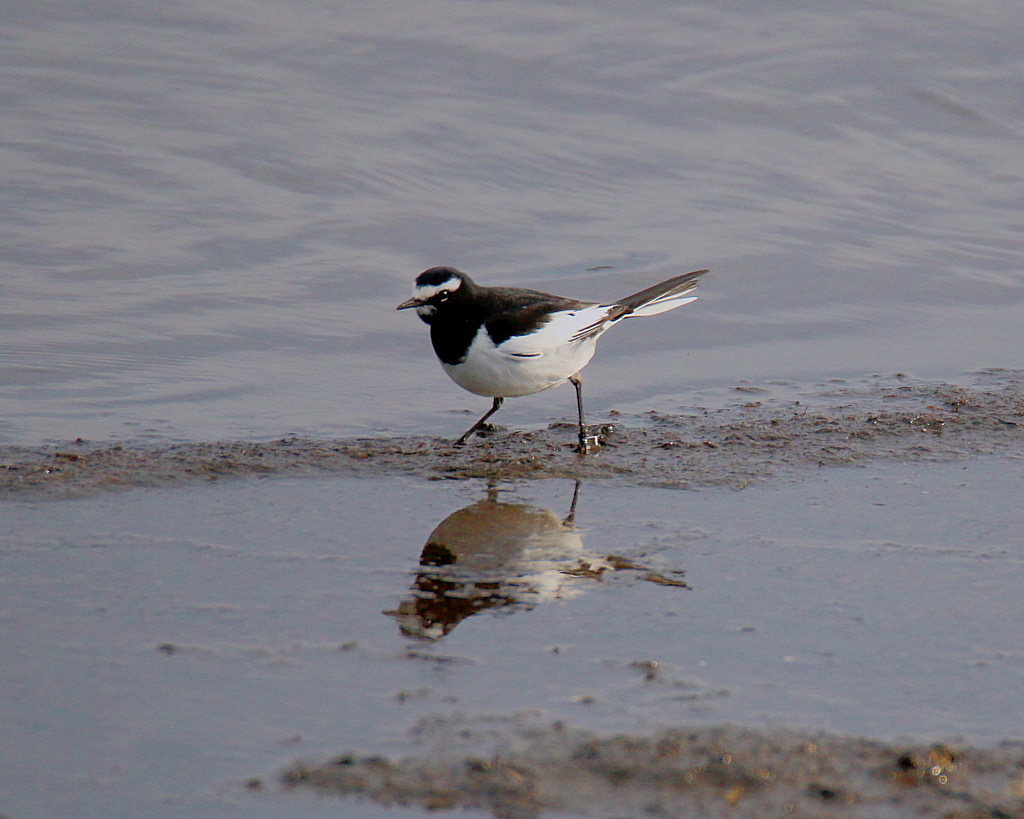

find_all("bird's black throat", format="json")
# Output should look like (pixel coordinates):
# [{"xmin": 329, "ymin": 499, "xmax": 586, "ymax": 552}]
[{"xmin": 429, "ymin": 313, "xmax": 482, "ymax": 365}]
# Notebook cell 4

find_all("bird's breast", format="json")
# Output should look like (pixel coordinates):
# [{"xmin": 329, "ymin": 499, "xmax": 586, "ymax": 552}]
[{"xmin": 441, "ymin": 326, "xmax": 597, "ymax": 398}]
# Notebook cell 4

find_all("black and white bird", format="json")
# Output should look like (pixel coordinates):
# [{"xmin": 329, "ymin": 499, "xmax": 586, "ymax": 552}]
[{"xmin": 397, "ymin": 266, "xmax": 709, "ymax": 453}]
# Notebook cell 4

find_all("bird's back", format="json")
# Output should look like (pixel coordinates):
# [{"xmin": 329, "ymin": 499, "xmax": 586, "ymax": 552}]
[
  {"xmin": 429, "ymin": 285, "xmax": 588, "ymax": 364},
  {"xmin": 478, "ymin": 287, "xmax": 591, "ymax": 347}
]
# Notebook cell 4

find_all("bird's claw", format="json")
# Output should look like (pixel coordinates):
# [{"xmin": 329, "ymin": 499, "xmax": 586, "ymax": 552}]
[
  {"xmin": 575, "ymin": 430, "xmax": 602, "ymax": 455},
  {"xmin": 454, "ymin": 422, "xmax": 500, "ymax": 447}
]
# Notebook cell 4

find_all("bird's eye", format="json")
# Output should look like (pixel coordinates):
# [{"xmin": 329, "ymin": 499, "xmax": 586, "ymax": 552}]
[{"xmin": 437, "ymin": 290, "xmax": 450, "ymax": 301}]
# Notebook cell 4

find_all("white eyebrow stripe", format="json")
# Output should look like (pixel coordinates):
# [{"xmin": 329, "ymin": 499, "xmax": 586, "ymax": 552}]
[{"xmin": 414, "ymin": 278, "xmax": 462, "ymax": 300}]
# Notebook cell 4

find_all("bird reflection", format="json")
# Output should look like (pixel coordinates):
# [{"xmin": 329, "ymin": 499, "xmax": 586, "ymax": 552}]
[{"xmin": 387, "ymin": 482, "xmax": 688, "ymax": 640}]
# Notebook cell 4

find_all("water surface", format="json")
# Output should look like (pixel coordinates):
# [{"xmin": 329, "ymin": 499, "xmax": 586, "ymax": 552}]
[
  {"xmin": 2, "ymin": 457, "xmax": 1022, "ymax": 817},
  {"xmin": 2, "ymin": 1, "xmax": 1022, "ymax": 444}
]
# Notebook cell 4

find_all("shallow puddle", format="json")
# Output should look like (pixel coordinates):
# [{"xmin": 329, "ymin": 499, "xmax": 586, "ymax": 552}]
[{"xmin": 2, "ymin": 454, "xmax": 1022, "ymax": 817}]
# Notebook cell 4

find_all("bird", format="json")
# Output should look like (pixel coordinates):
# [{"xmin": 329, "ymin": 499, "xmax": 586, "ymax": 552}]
[{"xmin": 397, "ymin": 265, "xmax": 709, "ymax": 453}]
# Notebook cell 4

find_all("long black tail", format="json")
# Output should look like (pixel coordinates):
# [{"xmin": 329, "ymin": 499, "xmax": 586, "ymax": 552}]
[
  {"xmin": 569, "ymin": 269, "xmax": 709, "ymax": 342},
  {"xmin": 617, "ymin": 268, "xmax": 709, "ymax": 314}
]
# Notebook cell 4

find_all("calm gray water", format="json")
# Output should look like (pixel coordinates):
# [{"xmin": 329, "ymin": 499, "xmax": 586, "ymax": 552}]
[{"xmin": 2, "ymin": 1, "xmax": 1022, "ymax": 445}]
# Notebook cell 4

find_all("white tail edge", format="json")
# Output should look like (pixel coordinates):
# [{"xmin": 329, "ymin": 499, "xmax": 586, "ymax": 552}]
[{"xmin": 629, "ymin": 294, "xmax": 698, "ymax": 318}]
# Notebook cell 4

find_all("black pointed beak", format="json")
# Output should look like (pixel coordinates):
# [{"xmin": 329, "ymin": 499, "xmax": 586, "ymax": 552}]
[{"xmin": 396, "ymin": 297, "xmax": 424, "ymax": 310}]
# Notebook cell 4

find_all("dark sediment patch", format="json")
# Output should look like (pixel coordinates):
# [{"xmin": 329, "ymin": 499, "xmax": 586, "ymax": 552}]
[
  {"xmin": 282, "ymin": 715, "xmax": 1024, "ymax": 818},
  {"xmin": 2, "ymin": 370, "xmax": 1023, "ymax": 498}
]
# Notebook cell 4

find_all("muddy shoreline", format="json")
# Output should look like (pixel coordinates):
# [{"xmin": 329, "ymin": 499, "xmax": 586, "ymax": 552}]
[
  {"xmin": 3, "ymin": 371, "xmax": 1022, "ymax": 498},
  {"xmin": 283, "ymin": 716, "xmax": 1024, "ymax": 818},
  {"xmin": 6, "ymin": 371, "xmax": 1024, "ymax": 818}
]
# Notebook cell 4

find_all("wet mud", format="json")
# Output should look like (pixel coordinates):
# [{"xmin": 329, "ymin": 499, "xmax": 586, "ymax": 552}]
[
  {"xmin": 283, "ymin": 715, "xmax": 1024, "ymax": 818},
  {"xmin": 3, "ymin": 370, "xmax": 1022, "ymax": 498}
]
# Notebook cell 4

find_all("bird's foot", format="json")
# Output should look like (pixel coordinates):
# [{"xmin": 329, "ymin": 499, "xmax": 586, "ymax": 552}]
[
  {"xmin": 454, "ymin": 422, "xmax": 500, "ymax": 446},
  {"xmin": 575, "ymin": 429, "xmax": 602, "ymax": 455}
]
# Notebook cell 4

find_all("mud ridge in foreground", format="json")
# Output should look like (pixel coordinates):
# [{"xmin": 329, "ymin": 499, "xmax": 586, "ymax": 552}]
[
  {"xmin": 282, "ymin": 716, "xmax": 1024, "ymax": 819},
  {"xmin": 2, "ymin": 371, "xmax": 1022, "ymax": 497}
]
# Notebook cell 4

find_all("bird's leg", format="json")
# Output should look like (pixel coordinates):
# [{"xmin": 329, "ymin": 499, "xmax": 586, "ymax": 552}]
[
  {"xmin": 454, "ymin": 397, "xmax": 504, "ymax": 445},
  {"xmin": 563, "ymin": 479, "xmax": 582, "ymax": 525},
  {"xmin": 569, "ymin": 374, "xmax": 601, "ymax": 454}
]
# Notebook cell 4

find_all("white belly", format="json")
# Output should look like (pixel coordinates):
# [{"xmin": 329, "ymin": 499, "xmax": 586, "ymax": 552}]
[{"xmin": 442, "ymin": 327, "xmax": 598, "ymax": 398}]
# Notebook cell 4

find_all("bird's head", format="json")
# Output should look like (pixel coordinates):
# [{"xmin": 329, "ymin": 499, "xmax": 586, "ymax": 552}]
[{"xmin": 396, "ymin": 266, "xmax": 473, "ymax": 323}]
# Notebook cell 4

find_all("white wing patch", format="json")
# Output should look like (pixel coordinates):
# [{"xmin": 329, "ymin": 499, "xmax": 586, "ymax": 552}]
[{"xmin": 495, "ymin": 305, "xmax": 615, "ymax": 358}]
